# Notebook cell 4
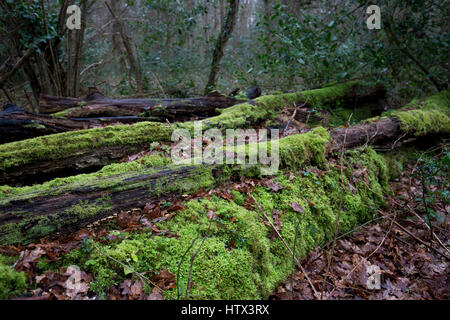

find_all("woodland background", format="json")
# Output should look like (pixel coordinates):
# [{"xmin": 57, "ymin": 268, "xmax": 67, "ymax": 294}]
[{"xmin": 0, "ymin": 0, "xmax": 448, "ymax": 110}]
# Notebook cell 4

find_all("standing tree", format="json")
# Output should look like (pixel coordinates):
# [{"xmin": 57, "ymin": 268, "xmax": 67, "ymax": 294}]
[
  {"xmin": 204, "ymin": 0, "xmax": 240, "ymax": 94},
  {"xmin": 105, "ymin": 1, "xmax": 143, "ymax": 95}
]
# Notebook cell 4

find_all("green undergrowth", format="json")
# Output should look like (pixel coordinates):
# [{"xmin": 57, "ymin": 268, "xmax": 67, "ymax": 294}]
[
  {"xmin": 0, "ymin": 255, "xmax": 27, "ymax": 300},
  {"xmin": 54, "ymin": 147, "xmax": 391, "ymax": 300}
]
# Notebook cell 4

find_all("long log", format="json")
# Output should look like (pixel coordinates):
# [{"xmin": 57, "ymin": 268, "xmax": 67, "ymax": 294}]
[
  {"xmin": 0, "ymin": 81, "xmax": 385, "ymax": 186},
  {"xmin": 0, "ymin": 91, "xmax": 448, "ymax": 244},
  {"xmin": 0, "ymin": 104, "xmax": 158, "ymax": 144},
  {"xmin": 39, "ymin": 90, "xmax": 247, "ymax": 119}
]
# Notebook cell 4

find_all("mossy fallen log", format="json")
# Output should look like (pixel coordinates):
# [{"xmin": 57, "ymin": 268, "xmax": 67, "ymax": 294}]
[
  {"xmin": 0, "ymin": 81, "xmax": 385, "ymax": 186},
  {"xmin": 40, "ymin": 91, "xmax": 245, "ymax": 120},
  {"xmin": 0, "ymin": 104, "xmax": 158, "ymax": 144},
  {"xmin": 1, "ymin": 89, "xmax": 449, "ymax": 246},
  {"xmin": 0, "ymin": 144, "xmax": 393, "ymax": 299},
  {"xmin": 330, "ymin": 90, "xmax": 450, "ymax": 152},
  {"xmin": 73, "ymin": 147, "xmax": 390, "ymax": 300}
]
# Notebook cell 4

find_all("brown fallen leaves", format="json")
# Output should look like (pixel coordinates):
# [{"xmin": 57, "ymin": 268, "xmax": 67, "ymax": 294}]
[
  {"xmin": 109, "ymin": 269, "xmax": 176, "ymax": 300},
  {"xmin": 271, "ymin": 162, "xmax": 449, "ymax": 300}
]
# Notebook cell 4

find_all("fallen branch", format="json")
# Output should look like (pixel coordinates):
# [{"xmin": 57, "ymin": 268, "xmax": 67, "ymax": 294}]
[
  {"xmin": 0, "ymin": 104, "xmax": 157, "ymax": 143},
  {"xmin": 39, "ymin": 90, "xmax": 246, "ymax": 118}
]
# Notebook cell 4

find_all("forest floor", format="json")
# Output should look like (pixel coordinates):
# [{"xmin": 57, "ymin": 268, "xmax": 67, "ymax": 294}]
[
  {"xmin": 271, "ymin": 160, "xmax": 449, "ymax": 300},
  {"xmin": 1, "ymin": 149, "xmax": 448, "ymax": 300}
]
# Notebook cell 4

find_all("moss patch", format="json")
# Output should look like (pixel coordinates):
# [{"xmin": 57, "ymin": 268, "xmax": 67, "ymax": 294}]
[
  {"xmin": 0, "ymin": 122, "xmax": 173, "ymax": 171},
  {"xmin": 0, "ymin": 255, "xmax": 27, "ymax": 299},
  {"xmin": 0, "ymin": 153, "xmax": 170, "ymax": 200},
  {"xmin": 58, "ymin": 147, "xmax": 390, "ymax": 300},
  {"xmin": 389, "ymin": 91, "xmax": 450, "ymax": 135},
  {"xmin": 177, "ymin": 81, "xmax": 362, "ymax": 132}
]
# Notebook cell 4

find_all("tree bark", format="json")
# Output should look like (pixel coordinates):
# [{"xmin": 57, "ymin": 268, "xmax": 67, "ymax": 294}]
[
  {"xmin": 39, "ymin": 91, "xmax": 246, "ymax": 118},
  {"xmin": 105, "ymin": 1, "xmax": 143, "ymax": 94},
  {"xmin": 0, "ymin": 104, "xmax": 157, "ymax": 144}
]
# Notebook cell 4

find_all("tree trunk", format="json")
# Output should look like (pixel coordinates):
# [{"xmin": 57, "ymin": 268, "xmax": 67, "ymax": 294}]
[
  {"xmin": 105, "ymin": 1, "xmax": 143, "ymax": 94},
  {"xmin": 204, "ymin": 0, "xmax": 240, "ymax": 94},
  {"xmin": 0, "ymin": 104, "xmax": 158, "ymax": 144},
  {"xmin": 72, "ymin": 0, "xmax": 88, "ymax": 97},
  {"xmin": 38, "ymin": 91, "xmax": 246, "ymax": 118}
]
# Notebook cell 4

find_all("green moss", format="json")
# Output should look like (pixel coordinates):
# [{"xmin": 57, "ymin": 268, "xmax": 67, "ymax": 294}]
[
  {"xmin": 52, "ymin": 108, "xmax": 73, "ymax": 117},
  {"xmin": 59, "ymin": 147, "xmax": 391, "ymax": 300},
  {"xmin": 0, "ymin": 82, "xmax": 368, "ymax": 173},
  {"xmin": 179, "ymin": 81, "xmax": 361, "ymax": 131},
  {"xmin": 328, "ymin": 105, "xmax": 376, "ymax": 126},
  {"xmin": 0, "ymin": 122, "xmax": 172, "ymax": 171},
  {"xmin": 300, "ymin": 80, "xmax": 359, "ymax": 109},
  {"xmin": 23, "ymin": 122, "xmax": 47, "ymax": 130},
  {"xmin": 0, "ymin": 196, "xmax": 114, "ymax": 245},
  {"xmin": 382, "ymin": 146, "xmax": 419, "ymax": 179},
  {"xmin": 0, "ymin": 153, "xmax": 170, "ymax": 200},
  {"xmin": 279, "ymin": 127, "xmax": 330, "ymax": 169},
  {"xmin": 391, "ymin": 91, "xmax": 450, "ymax": 135},
  {"xmin": 0, "ymin": 256, "xmax": 27, "ymax": 299}
]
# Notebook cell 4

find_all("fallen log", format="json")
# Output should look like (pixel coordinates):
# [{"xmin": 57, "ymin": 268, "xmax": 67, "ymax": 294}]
[
  {"xmin": 0, "ymin": 81, "xmax": 384, "ymax": 186},
  {"xmin": 0, "ymin": 91, "xmax": 448, "ymax": 245},
  {"xmin": 0, "ymin": 144, "xmax": 394, "ymax": 301},
  {"xmin": 39, "ymin": 90, "xmax": 246, "ymax": 119},
  {"xmin": 0, "ymin": 104, "xmax": 159, "ymax": 144}
]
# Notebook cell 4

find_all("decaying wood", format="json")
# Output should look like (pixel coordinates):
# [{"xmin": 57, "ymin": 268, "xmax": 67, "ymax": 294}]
[
  {"xmin": 38, "ymin": 90, "xmax": 245, "ymax": 119},
  {"xmin": 0, "ymin": 108, "xmax": 447, "ymax": 244},
  {"xmin": 329, "ymin": 117, "xmax": 404, "ymax": 152},
  {"xmin": 0, "ymin": 104, "xmax": 155, "ymax": 144},
  {"xmin": 0, "ymin": 82, "xmax": 400, "ymax": 187},
  {"xmin": 0, "ymin": 165, "xmax": 212, "ymax": 244}
]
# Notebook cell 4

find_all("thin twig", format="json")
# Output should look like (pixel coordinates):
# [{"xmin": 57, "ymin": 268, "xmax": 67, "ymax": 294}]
[
  {"xmin": 176, "ymin": 233, "xmax": 201, "ymax": 299},
  {"xmin": 378, "ymin": 210, "xmax": 450, "ymax": 260},
  {"xmin": 283, "ymin": 99, "xmax": 308, "ymax": 137},
  {"xmin": 406, "ymin": 204, "xmax": 450, "ymax": 256},
  {"xmin": 327, "ymin": 212, "xmax": 396, "ymax": 298}
]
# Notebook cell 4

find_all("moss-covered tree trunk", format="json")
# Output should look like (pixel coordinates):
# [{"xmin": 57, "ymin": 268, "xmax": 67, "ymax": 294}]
[
  {"xmin": 0, "ymin": 82, "xmax": 385, "ymax": 186},
  {"xmin": 204, "ymin": 0, "xmax": 240, "ymax": 94},
  {"xmin": 1, "ymin": 90, "xmax": 448, "ymax": 245},
  {"xmin": 0, "ymin": 104, "xmax": 158, "ymax": 144}
]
